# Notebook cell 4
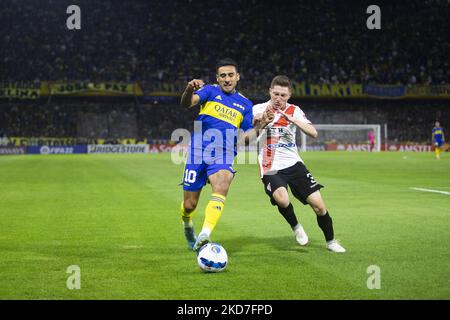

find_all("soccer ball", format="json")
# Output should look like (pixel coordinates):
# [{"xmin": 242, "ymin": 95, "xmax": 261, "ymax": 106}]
[{"xmin": 197, "ymin": 242, "xmax": 228, "ymax": 272}]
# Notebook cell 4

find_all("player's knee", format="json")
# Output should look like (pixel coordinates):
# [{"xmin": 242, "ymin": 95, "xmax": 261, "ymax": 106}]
[
  {"xmin": 312, "ymin": 203, "xmax": 327, "ymax": 216},
  {"xmin": 273, "ymin": 190, "xmax": 290, "ymax": 208},
  {"xmin": 183, "ymin": 199, "xmax": 198, "ymax": 213},
  {"xmin": 276, "ymin": 198, "xmax": 290, "ymax": 208}
]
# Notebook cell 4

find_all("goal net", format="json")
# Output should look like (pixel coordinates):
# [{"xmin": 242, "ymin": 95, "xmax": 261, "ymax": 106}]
[{"xmin": 299, "ymin": 124, "xmax": 381, "ymax": 152}]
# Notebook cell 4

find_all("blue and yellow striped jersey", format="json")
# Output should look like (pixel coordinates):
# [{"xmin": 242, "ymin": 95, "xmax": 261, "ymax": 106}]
[{"xmin": 433, "ymin": 127, "xmax": 443, "ymax": 143}]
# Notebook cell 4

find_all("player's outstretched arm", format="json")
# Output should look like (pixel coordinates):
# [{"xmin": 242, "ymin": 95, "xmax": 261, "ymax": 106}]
[{"xmin": 180, "ymin": 79, "xmax": 204, "ymax": 108}]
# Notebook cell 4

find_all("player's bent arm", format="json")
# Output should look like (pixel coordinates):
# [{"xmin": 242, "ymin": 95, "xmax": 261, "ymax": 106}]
[
  {"xmin": 252, "ymin": 111, "xmax": 273, "ymax": 136},
  {"xmin": 254, "ymin": 117, "xmax": 271, "ymax": 131},
  {"xmin": 288, "ymin": 117, "xmax": 318, "ymax": 138},
  {"xmin": 238, "ymin": 113, "xmax": 271, "ymax": 144},
  {"xmin": 253, "ymin": 112, "xmax": 263, "ymax": 123},
  {"xmin": 253, "ymin": 108, "xmax": 274, "ymax": 132},
  {"xmin": 297, "ymin": 122, "xmax": 318, "ymax": 138},
  {"xmin": 180, "ymin": 87, "xmax": 200, "ymax": 108},
  {"xmin": 252, "ymin": 112, "xmax": 263, "ymax": 129},
  {"xmin": 278, "ymin": 110, "xmax": 317, "ymax": 138},
  {"xmin": 180, "ymin": 79, "xmax": 204, "ymax": 108}
]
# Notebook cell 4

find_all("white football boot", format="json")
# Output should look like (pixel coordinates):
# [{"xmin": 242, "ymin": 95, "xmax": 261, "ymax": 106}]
[
  {"xmin": 294, "ymin": 224, "xmax": 309, "ymax": 246},
  {"xmin": 326, "ymin": 239, "xmax": 346, "ymax": 253}
]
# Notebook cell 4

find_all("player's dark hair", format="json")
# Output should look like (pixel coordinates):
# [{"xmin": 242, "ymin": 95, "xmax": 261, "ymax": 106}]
[
  {"xmin": 216, "ymin": 58, "xmax": 239, "ymax": 73},
  {"xmin": 271, "ymin": 75, "xmax": 291, "ymax": 89}
]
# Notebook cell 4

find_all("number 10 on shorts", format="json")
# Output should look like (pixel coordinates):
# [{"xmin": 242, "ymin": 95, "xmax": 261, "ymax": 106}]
[{"xmin": 184, "ymin": 169, "xmax": 197, "ymax": 183}]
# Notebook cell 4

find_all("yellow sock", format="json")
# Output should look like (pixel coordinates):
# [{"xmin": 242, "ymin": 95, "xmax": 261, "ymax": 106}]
[
  {"xmin": 436, "ymin": 147, "xmax": 441, "ymax": 159},
  {"xmin": 180, "ymin": 201, "xmax": 196, "ymax": 226},
  {"xmin": 201, "ymin": 193, "xmax": 226, "ymax": 235}
]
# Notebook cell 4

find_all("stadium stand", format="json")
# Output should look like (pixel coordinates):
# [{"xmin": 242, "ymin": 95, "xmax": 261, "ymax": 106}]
[
  {"xmin": 1, "ymin": 98, "xmax": 448, "ymax": 145},
  {"xmin": 0, "ymin": 1, "xmax": 449, "ymax": 147},
  {"xmin": 1, "ymin": 0, "xmax": 449, "ymax": 84}
]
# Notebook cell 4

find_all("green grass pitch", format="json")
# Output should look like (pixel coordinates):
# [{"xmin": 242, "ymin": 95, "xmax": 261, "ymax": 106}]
[{"xmin": 0, "ymin": 152, "xmax": 449, "ymax": 300}]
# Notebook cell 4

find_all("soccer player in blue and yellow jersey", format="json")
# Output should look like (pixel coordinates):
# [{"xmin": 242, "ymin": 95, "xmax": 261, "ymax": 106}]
[
  {"xmin": 179, "ymin": 58, "xmax": 273, "ymax": 251},
  {"xmin": 432, "ymin": 121, "xmax": 445, "ymax": 160}
]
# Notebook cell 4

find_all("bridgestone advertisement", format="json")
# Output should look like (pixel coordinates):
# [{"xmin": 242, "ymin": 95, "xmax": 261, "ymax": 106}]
[{"xmin": 88, "ymin": 144, "xmax": 149, "ymax": 154}]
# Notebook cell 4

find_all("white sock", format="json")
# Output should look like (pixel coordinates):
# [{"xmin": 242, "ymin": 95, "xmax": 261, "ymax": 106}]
[
  {"xmin": 183, "ymin": 221, "xmax": 193, "ymax": 228},
  {"xmin": 199, "ymin": 227, "xmax": 211, "ymax": 237}
]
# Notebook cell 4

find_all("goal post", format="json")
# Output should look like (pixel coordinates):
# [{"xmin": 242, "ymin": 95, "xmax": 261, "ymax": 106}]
[{"xmin": 299, "ymin": 124, "xmax": 382, "ymax": 152}]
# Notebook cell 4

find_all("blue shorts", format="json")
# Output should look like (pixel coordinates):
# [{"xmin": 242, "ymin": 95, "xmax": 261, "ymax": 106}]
[
  {"xmin": 182, "ymin": 162, "xmax": 236, "ymax": 191},
  {"xmin": 435, "ymin": 141, "xmax": 443, "ymax": 148}
]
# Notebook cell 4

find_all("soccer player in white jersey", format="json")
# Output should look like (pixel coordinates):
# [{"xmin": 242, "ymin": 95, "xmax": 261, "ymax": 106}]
[{"xmin": 253, "ymin": 75, "xmax": 346, "ymax": 253}]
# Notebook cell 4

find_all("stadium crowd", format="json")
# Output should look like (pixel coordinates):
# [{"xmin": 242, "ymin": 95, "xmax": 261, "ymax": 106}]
[
  {"xmin": 1, "ymin": 1, "xmax": 449, "ymax": 146},
  {"xmin": 0, "ymin": 98, "xmax": 448, "ymax": 145},
  {"xmin": 1, "ymin": 0, "xmax": 449, "ymax": 85}
]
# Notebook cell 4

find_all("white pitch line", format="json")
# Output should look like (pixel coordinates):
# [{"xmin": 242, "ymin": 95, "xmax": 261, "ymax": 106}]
[{"xmin": 410, "ymin": 187, "xmax": 450, "ymax": 195}]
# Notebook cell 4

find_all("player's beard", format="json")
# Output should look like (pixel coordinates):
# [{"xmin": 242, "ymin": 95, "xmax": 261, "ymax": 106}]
[{"xmin": 221, "ymin": 83, "xmax": 235, "ymax": 93}]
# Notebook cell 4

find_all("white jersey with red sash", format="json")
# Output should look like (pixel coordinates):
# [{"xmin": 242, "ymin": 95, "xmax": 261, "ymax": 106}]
[{"xmin": 253, "ymin": 101, "xmax": 312, "ymax": 177}]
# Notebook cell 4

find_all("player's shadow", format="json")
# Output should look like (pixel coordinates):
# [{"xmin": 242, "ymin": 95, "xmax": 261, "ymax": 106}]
[{"xmin": 224, "ymin": 235, "xmax": 324, "ymax": 255}]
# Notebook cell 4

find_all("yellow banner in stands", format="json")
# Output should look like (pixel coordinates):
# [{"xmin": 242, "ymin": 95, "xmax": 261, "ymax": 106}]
[
  {"xmin": 405, "ymin": 85, "xmax": 450, "ymax": 98},
  {"xmin": 48, "ymin": 82, "xmax": 143, "ymax": 96},
  {"xmin": 291, "ymin": 82, "xmax": 364, "ymax": 98},
  {"xmin": 0, "ymin": 82, "xmax": 40, "ymax": 99}
]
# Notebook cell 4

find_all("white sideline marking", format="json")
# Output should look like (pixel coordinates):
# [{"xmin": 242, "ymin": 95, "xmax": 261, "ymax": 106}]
[{"xmin": 410, "ymin": 187, "xmax": 450, "ymax": 195}]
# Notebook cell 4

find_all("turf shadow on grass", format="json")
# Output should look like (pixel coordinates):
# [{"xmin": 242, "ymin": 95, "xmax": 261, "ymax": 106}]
[{"xmin": 223, "ymin": 235, "xmax": 325, "ymax": 255}]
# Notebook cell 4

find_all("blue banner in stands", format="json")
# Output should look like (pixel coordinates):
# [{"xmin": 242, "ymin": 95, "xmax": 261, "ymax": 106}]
[
  {"xmin": 363, "ymin": 85, "xmax": 406, "ymax": 98},
  {"xmin": 27, "ymin": 145, "xmax": 87, "ymax": 154}
]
